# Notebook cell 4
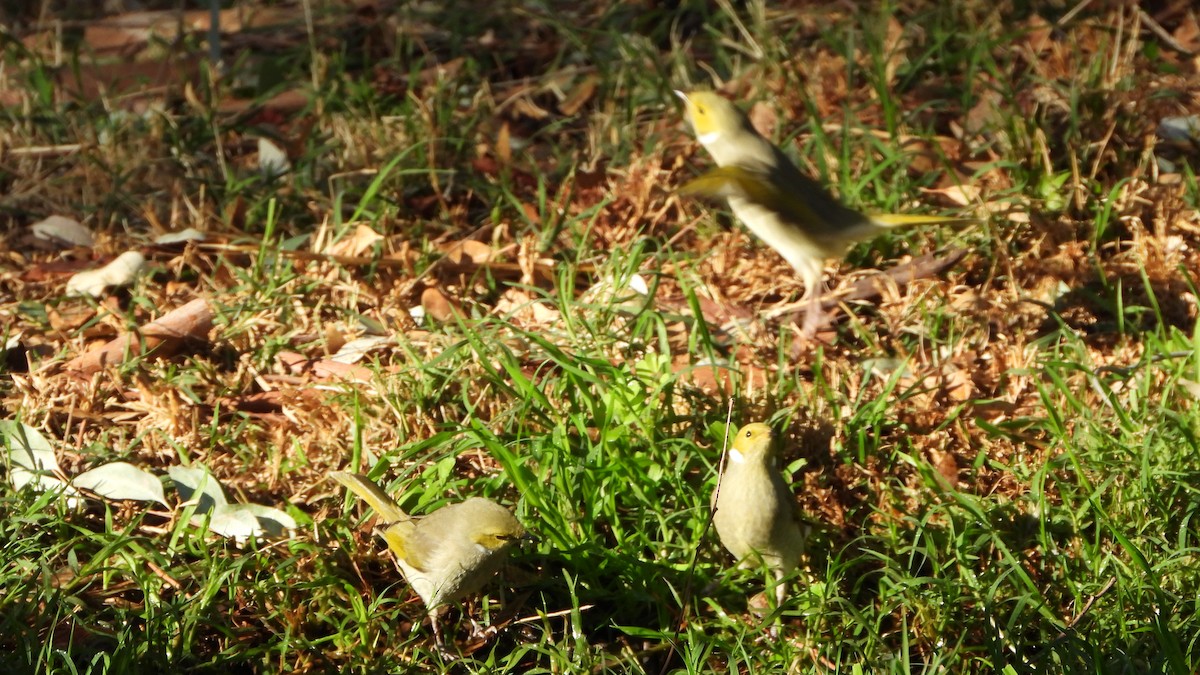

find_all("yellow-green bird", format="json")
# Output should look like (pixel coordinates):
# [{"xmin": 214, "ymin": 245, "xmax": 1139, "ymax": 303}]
[
  {"xmin": 676, "ymin": 90, "xmax": 975, "ymax": 328},
  {"xmin": 331, "ymin": 471, "xmax": 526, "ymax": 646},
  {"xmin": 712, "ymin": 423, "xmax": 808, "ymax": 606}
]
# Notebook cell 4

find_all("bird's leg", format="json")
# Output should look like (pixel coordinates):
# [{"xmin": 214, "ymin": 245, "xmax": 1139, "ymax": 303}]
[
  {"xmin": 466, "ymin": 615, "xmax": 494, "ymax": 641},
  {"xmin": 800, "ymin": 296, "xmax": 823, "ymax": 338},
  {"xmin": 793, "ymin": 283, "xmax": 829, "ymax": 341},
  {"xmin": 795, "ymin": 262, "xmax": 827, "ymax": 339},
  {"xmin": 767, "ymin": 574, "xmax": 787, "ymax": 640},
  {"xmin": 773, "ymin": 570, "xmax": 788, "ymax": 607},
  {"xmin": 756, "ymin": 571, "xmax": 787, "ymax": 640},
  {"xmin": 430, "ymin": 606, "xmax": 456, "ymax": 657},
  {"xmin": 430, "ymin": 613, "xmax": 444, "ymax": 649}
]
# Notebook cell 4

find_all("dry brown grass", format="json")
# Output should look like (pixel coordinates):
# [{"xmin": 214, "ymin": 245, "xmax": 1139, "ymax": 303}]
[{"xmin": 2, "ymin": 0, "xmax": 1199, "ymax": 670}]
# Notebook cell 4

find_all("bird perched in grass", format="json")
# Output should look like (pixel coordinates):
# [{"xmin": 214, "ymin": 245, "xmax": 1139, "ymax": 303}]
[
  {"xmin": 712, "ymin": 423, "xmax": 808, "ymax": 607},
  {"xmin": 676, "ymin": 90, "xmax": 976, "ymax": 333},
  {"xmin": 331, "ymin": 471, "xmax": 526, "ymax": 647}
]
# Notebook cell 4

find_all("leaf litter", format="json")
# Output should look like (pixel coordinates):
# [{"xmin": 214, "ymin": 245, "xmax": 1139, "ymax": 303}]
[{"xmin": 1, "ymin": 0, "xmax": 1199, "ymax": 666}]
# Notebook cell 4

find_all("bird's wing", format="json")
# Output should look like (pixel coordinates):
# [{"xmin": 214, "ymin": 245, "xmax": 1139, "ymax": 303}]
[
  {"xmin": 381, "ymin": 520, "xmax": 430, "ymax": 572},
  {"xmin": 678, "ymin": 165, "xmax": 766, "ymax": 200},
  {"xmin": 680, "ymin": 165, "xmax": 829, "ymax": 230},
  {"xmin": 681, "ymin": 163, "xmax": 885, "ymax": 243}
]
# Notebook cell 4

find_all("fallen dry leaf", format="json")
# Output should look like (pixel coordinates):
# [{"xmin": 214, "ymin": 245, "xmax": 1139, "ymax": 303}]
[
  {"xmin": 748, "ymin": 101, "xmax": 777, "ymax": 139},
  {"xmin": 66, "ymin": 251, "xmax": 147, "ymax": 298},
  {"xmin": 674, "ymin": 354, "xmax": 769, "ymax": 395},
  {"xmin": 920, "ymin": 184, "xmax": 982, "ymax": 207},
  {"xmin": 31, "ymin": 216, "xmax": 93, "ymax": 249},
  {"xmin": 929, "ymin": 448, "xmax": 959, "ymax": 487},
  {"xmin": 441, "ymin": 240, "xmax": 495, "ymax": 265},
  {"xmin": 276, "ymin": 351, "xmax": 376, "ymax": 384},
  {"xmin": 558, "ymin": 74, "xmax": 598, "ymax": 117},
  {"xmin": 66, "ymin": 298, "xmax": 213, "ymax": 374},
  {"xmin": 421, "ymin": 287, "xmax": 463, "ymax": 323},
  {"xmin": 325, "ymin": 225, "xmax": 384, "ymax": 258},
  {"xmin": 496, "ymin": 122, "xmax": 513, "ymax": 166},
  {"xmin": 57, "ymin": 59, "xmax": 202, "ymax": 107}
]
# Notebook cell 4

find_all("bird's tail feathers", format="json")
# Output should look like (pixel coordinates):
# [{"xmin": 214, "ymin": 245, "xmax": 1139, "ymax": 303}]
[
  {"xmin": 331, "ymin": 471, "xmax": 409, "ymax": 522},
  {"xmin": 868, "ymin": 213, "xmax": 979, "ymax": 229}
]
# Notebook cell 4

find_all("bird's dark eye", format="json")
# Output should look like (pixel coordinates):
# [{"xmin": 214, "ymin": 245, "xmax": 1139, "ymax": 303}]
[{"xmin": 744, "ymin": 430, "xmax": 752, "ymax": 437}]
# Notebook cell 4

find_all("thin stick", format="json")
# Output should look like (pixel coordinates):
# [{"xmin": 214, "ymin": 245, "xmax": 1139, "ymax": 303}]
[
  {"xmin": 765, "ymin": 247, "xmax": 969, "ymax": 324},
  {"xmin": 1136, "ymin": 8, "xmax": 1195, "ymax": 55}
]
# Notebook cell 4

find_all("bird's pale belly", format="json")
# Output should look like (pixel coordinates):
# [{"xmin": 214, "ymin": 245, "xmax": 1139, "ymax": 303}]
[{"xmin": 728, "ymin": 196, "xmax": 827, "ymax": 294}]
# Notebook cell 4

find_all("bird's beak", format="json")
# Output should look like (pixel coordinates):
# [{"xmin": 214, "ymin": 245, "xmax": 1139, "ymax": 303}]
[{"xmin": 673, "ymin": 90, "xmax": 688, "ymax": 102}]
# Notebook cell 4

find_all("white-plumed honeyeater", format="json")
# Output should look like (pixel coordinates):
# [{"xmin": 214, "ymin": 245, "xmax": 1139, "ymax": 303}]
[
  {"xmin": 676, "ymin": 90, "xmax": 976, "ymax": 330},
  {"xmin": 712, "ymin": 423, "xmax": 808, "ymax": 606},
  {"xmin": 331, "ymin": 471, "xmax": 526, "ymax": 646}
]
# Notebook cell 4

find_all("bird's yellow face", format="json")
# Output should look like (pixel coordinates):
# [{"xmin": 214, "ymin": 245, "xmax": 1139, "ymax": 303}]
[
  {"xmin": 675, "ymin": 90, "xmax": 742, "ymax": 145},
  {"xmin": 472, "ymin": 514, "xmax": 527, "ymax": 552},
  {"xmin": 730, "ymin": 423, "xmax": 775, "ymax": 464}
]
